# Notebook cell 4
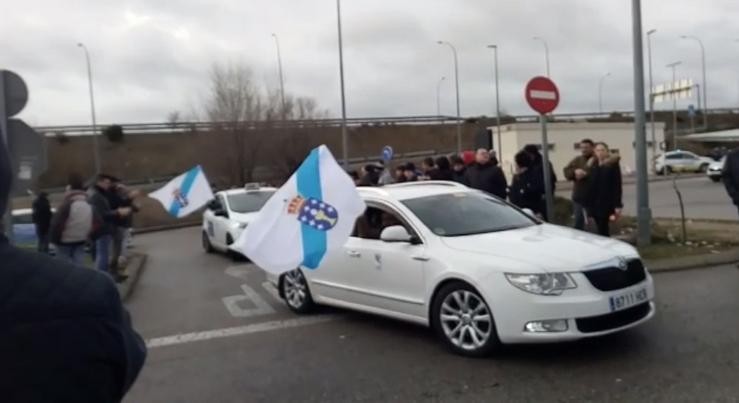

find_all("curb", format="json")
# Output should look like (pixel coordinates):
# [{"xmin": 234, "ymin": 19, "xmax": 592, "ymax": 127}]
[
  {"xmin": 116, "ymin": 253, "xmax": 148, "ymax": 301},
  {"xmin": 646, "ymin": 248, "xmax": 739, "ymax": 273},
  {"xmin": 133, "ymin": 222, "xmax": 200, "ymax": 235}
]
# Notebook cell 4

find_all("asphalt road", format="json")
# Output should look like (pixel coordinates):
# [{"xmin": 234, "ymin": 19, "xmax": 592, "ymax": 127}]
[
  {"xmin": 558, "ymin": 176, "xmax": 737, "ymax": 221},
  {"xmin": 124, "ymin": 227, "xmax": 739, "ymax": 402}
]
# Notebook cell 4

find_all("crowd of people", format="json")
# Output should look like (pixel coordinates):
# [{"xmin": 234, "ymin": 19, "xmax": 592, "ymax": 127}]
[
  {"xmin": 31, "ymin": 172, "xmax": 141, "ymax": 282},
  {"xmin": 351, "ymin": 139, "xmax": 624, "ymax": 237}
]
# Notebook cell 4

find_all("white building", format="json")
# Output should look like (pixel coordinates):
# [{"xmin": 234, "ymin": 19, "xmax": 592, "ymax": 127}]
[{"xmin": 490, "ymin": 121, "xmax": 666, "ymax": 181}]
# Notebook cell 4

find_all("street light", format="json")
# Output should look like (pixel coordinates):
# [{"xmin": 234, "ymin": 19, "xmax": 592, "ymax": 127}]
[
  {"xmin": 336, "ymin": 0, "xmax": 349, "ymax": 168},
  {"xmin": 271, "ymin": 33, "xmax": 287, "ymax": 119},
  {"xmin": 487, "ymin": 44, "xmax": 502, "ymax": 162},
  {"xmin": 666, "ymin": 61, "xmax": 682, "ymax": 150},
  {"xmin": 77, "ymin": 43, "xmax": 101, "ymax": 174},
  {"xmin": 532, "ymin": 36, "xmax": 550, "ymax": 77},
  {"xmin": 598, "ymin": 72, "xmax": 611, "ymax": 113},
  {"xmin": 646, "ymin": 29, "xmax": 657, "ymax": 158},
  {"xmin": 436, "ymin": 76, "xmax": 446, "ymax": 117},
  {"xmin": 632, "ymin": 0, "xmax": 652, "ymax": 246},
  {"xmin": 680, "ymin": 35, "xmax": 708, "ymax": 128},
  {"xmin": 437, "ymin": 40, "xmax": 462, "ymax": 153}
]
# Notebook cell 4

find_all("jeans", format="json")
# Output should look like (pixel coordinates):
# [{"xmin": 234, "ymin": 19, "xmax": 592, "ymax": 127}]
[
  {"xmin": 95, "ymin": 235, "xmax": 112, "ymax": 273},
  {"xmin": 56, "ymin": 243, "xmax": 87, "ymax": 266},
  {"xmin": 573, "ymin": 202, "xmax": 586, "ymax": 230},
  {"xmin": 36, "ymin": 227, "xmax": 50, "ymax": 253}
]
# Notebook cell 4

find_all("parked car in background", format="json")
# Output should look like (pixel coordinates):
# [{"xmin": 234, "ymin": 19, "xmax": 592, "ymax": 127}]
[
  {"xmin": 706, "ymin": 156, "xmax": 726, "ymax": 182},
  {"xmin": 655, "ymin": 150, "xmax": 713, "ymax": 175},
  {"xmin": 202, "ymin": 183, "xmax": 276, "ymax": 257}
]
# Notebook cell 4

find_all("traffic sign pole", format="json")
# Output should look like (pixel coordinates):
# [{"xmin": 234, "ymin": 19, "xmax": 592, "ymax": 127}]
[
  {"xmin": 540, "ymin": 115, "xmax": 554, "ymax": 220},
  {"xmin": 525, "ymin": 76, "xmax": 559, "ymax": 222},
  {"xmin": 0, "ymin": 73, "xmax": 12, "ymax": 241}
]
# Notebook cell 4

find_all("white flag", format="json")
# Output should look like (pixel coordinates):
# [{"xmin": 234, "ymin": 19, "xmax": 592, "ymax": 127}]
[
  {"xmin": 149, "ymin": 165, "xmax": 214, "ymax": 218},
  {"xmin": 232, "ymin": 145, "xmax": 366, "ymax": 275}
]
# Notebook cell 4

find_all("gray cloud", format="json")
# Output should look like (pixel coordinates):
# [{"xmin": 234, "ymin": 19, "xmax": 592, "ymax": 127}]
[{"xmin": 2, "ymin": 0, "xmax": 738, "ymax": 126}]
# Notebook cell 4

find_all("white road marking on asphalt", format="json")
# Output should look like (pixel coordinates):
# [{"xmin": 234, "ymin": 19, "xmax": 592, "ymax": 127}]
[
  {"xmin": 262, "ymin": 281, "xmax": 282, "ymax": 302},
  {"xmin": 224, "ymin": 264, "xmax": 250, "ymax": 280},
  {"xmin": 222, "ymin": 283, "xmax": 276, "ymax": 317},
  {"xmin": 146, "ymin": 315, "xmax": 340, "ymax": 349}
]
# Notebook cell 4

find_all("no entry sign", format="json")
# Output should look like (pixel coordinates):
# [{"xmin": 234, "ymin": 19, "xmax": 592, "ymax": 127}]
[{"xmin": 525, "ymin": 76, "xmax": 559, "ymax": 114}]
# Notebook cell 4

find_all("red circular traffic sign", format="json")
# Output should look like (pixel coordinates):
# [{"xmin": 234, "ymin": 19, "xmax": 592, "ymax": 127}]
[{"xmin": 525, "ymin": 76, "xmax": 559, "ymax": 114}]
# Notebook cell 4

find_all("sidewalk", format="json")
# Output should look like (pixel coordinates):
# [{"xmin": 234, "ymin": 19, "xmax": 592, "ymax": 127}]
[{"xmin": 556, "ymin": 173, "xmax": 703, "ymax": 191}]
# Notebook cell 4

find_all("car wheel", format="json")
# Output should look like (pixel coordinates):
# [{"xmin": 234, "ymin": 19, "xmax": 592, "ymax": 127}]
[
  {"xmin": 664, "ymin": 166, "xmax": 673, "ymax": 175},
  {"xmin": 710, "ymin": 176, "xmax": 721, "ymax": 183},
  {"xmin": 202, "ymin": 231, "xmax": 214, "ymax": 254},
  {"xmin": 699, "ymin": 164, "xmax": 709, "ymax": 173},
  {"xmin": 431, "ymin": 282, "xmax": 501, "ymax": 357},
  {"xmin": 281, "ymin": 269, "xmax": 315, "ymax": 313}
]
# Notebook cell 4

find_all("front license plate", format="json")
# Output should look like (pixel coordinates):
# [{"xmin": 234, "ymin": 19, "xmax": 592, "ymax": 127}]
[{"xmin": 609, "ymin": 287, "xmax": 648, "ymax": 312}]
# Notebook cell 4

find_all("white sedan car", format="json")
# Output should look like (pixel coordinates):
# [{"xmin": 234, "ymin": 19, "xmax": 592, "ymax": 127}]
[
  {"xmin": 267, "ymin": 182, "xmax": 655, "ymax": 357},
  {"xmin": 202, "ymin": 185, "xmax": 276, "ymax": 256}
]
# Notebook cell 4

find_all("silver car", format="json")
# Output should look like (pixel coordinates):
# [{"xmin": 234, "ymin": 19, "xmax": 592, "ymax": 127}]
[{"xmin": 706, "ymin": 157, "xmax": 726, "ymax": 182}]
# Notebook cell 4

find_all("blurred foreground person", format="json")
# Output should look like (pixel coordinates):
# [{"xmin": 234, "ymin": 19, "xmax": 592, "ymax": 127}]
[
  {"xmin": 585, "ymin": 142, "xmax": 623, "ymax": 237},
  {"xmin": 0, "ymin": 143, "xmax": 146, "ymax": 402}
]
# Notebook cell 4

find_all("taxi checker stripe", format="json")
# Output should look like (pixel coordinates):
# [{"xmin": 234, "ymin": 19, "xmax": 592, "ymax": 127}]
[
  {"xmin": 168, "ymin": 166, "xmax": 201, "ymax": 217},
  {"xmin": 295, "ymin": 148, "xmax": 327, "ymax": 269}
]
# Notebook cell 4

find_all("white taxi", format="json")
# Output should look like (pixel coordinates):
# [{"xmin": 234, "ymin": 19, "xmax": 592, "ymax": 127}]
[{"xmin": 202, "ymin": 184, "xmax": 276, "ymax": 256}]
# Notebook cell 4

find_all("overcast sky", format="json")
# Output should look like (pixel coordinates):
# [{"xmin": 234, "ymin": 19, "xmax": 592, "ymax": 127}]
[{"xmin": 3, "ymin": 0, "xmax": 739, "ymax": 126}]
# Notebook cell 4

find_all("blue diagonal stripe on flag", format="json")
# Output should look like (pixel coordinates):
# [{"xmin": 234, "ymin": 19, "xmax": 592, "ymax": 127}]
[
  {"xmin": 296, "ymin": 148, "xmax": 327, "ymax": 269},
  {"xmin": 169, "ymin": 166, "xmax": 201, "ymax": 217}
]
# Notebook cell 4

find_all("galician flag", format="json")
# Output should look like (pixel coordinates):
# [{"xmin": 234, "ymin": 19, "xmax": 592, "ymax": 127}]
[
  {"xmin": 149, "ymin": 165, "xmax": 215, "ymax": 218},
  {"xmin": 232, "ymin": 145, "xmax": 366, "ymax": 275}
]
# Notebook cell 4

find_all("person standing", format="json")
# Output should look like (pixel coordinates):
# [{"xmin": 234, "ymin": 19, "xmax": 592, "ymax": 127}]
[
  {"xmin": 88, "ymin": 174, "xmax": 131, "ymax": 279},
  {"xmin": 523, "ymin": 144, "xmax": 557, "ymax": 220},
  {"xmin": 111, "ymin": 183, "xmax": 140, "ymax": 273},
  {"xmin": 434, "ymin": 156, "xmax": 454, "ymax": 181},
  {"xmin": 0, "ymin": 140, "xmax": 146, "ymax": 402},
  {"xmin": 50, "ymin": 174, "xmax": 96, "ymax": 265},
  {"xmin": 723, "ymin": 148, "xmax": 739, "ymax": 217},
  {"xmin": 31, "ymin": 192, "xmax": 52, "ymax": 253},
  {"xmin": 420, "ymin": 157, "xmax": 439, "ymax": 180},
  {"xmin": 465, "ymin": 148, "xmax": 508, "ymax": 199},
  {"xmin": 450, "ymin": 156, "xmax": 467, "ymax": 184},
  {"xmin": 509, "ymin": 151, "xmax": 545, "ymax": 215},
  {"xmin": 563, "ymin": 139, "xmax": 596, "ymax": 230},
  {"xmin": 584, "ymin": 142, "xmax": 623, "ymax": 237},
  {"xmin": 403, "ymin": 162, "xmax": 419, "ymax": 182}
]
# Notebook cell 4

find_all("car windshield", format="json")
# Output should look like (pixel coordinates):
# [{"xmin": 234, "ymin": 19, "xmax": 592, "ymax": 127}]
[
  {"xmin": 227, "ymin": 191, "xmax": 275, "ymax": 214},
  {"xmin": 402, "ymin": 192, "xmax": 537, "ymax": 237}
]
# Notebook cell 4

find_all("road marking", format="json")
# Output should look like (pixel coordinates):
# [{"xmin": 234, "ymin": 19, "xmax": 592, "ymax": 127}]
[
  {"xmin": 223, "ymin": 284, "xmax": 276, "ymax": 317},
  {"xmin": 262, "ymin": 281, "xmax": 282, "ymax": 302},
  {"xmin": 146, "ymin": 315, "xmax": 340, "ymax": 349}
]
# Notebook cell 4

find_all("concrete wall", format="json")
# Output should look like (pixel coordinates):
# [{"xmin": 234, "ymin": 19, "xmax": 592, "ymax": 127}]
[{"xmin": 492, "ymin": 122, "xmax": 666, "ymax": 181}]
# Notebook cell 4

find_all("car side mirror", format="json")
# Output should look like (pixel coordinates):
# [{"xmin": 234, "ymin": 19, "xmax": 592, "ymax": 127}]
[
  {"xmin": 214, "ymin": 208, "xmax": 229, "ymax": 218},
  {"xmin": 380, "ymin": 225, "xmax": 412, "ymax": 243}
]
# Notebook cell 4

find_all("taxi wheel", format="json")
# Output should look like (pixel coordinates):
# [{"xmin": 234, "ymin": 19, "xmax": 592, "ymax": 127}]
[
  {"xmin": 431, "ymin": 281, "xmax": 502, "ymax": 358},
  {"xmin": 281, "ymin": 269, "xmax": 315, "ymax": 314},
  {"xmin": 202, "ymin": 231, "xmax": 214, "ymax": 254}
]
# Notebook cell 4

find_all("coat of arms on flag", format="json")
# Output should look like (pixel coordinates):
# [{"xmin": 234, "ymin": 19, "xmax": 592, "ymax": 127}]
[{"xmin": 288, "ymin": 196, "xmax": 338, "ymax": 231}]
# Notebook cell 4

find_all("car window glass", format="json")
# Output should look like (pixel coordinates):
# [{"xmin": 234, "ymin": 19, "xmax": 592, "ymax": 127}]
[
  {"xmin": 666, "ymin": 153, "xmax": 682, "ymax": 160},
  {"xmin": 353, "ymin": 205, "xmax": 415, "ymax": 241},
  {"xmin": 226, "ymin": 191, "xmax": 275, "ymax": 214}
]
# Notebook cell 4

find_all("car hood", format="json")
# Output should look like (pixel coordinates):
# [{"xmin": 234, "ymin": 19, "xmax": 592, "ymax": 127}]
[
  {"xmin": 708, "ymin": 160, "xmax": 724, "ymax": 169},
  {"xmin": 439, "ymin": 224, "xmax": 638, "ymax": 272},
  {"xmin": 229, "ymin": 211, "xmax": 260, "ymax": 224}
]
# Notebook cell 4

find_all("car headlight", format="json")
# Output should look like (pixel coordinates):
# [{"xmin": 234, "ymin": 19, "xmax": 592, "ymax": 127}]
[
  {"xmin": 505, "ymin": 273, "xmax": 577, "ymax": 296},
  {"xmin": 232, "ymin": 222, "xmax": 248, "ymax": 230}
]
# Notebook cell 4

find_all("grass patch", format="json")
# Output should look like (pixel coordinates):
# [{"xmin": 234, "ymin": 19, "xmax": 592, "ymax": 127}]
[{"xmin": 637, "ymin": 241, "xmax": 736, "ymax": 261}]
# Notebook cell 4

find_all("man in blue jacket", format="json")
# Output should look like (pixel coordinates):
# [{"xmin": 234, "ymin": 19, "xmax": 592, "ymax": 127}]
[{"xmin": 0, "ymin": 141, "xmax": 146, "ymax": 402}]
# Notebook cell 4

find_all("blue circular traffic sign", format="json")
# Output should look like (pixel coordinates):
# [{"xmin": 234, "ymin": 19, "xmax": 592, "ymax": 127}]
[{"xmin": 382, "ymin": 145, "xmax": 394, "ymax": 162}]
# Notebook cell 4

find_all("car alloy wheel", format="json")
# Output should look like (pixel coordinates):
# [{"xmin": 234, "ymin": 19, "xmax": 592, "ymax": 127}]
[
  {"xmin": 282, "ymin": 269, "xmax": 314, "ymax": 313},
  {"xmin": 432, "ymin": 282, "xmax": 501, "ymax": 357}
]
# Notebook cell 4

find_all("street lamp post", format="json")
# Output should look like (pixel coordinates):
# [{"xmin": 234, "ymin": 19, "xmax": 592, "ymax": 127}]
[
  {"xmin": 667, "ymin": 61, "xmax": 682, "ymax": 150},
  {"xmin": 487, "ymin": 45, "xmax": 503, "ymax": 162},
  {"xmin": 598, "ymin": 72, "xmax": 611, "ymax": 114},
  {"xmin": 436, "ymin": 76, "xmax": 446, "ymax": 117},
  {"xmin": 647, "ymin": 29, "xmax": 657, "ymax": 160},
  {"xmin": 438, "ymin": 41, "xmax": 462, "ymax": 153},
  {"xmin": 336, "ymin": 0, "xmax": 349, "ymax": 168},
  {"xmin": 77, "ymin": 43, "xmax": 101, "ymax": 174},
  {"xmin": 680, "ymin": 35, "xmax": 707, "ymax": 129},
  {"xmin": 532, "ymin": 36, "xmax": 550, "ymax": 77},
  {"xmin": 271, "ymin": 33, "xmax": 287, "ymax": 119}
]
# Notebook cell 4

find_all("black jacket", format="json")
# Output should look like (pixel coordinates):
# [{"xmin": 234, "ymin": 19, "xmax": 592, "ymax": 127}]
[
  {"xmin": 89, "ymin": 186, "xmax": 118, "ymax": 236},
  {"xmin": 723, "ymin": 149, "xmax": 739, "ymax": 206},
  {"xmin": 451, "ymin": 168, "xmax": 467, "ymax": 185},
  {"xmin": 465, "ymin": 162, "xmax": 508, "ymax": 199},
  {"xmin": 0, "ymin": 237, "xmax": 147, "ymax": 402},
  {"xmin": 429, "ymin": 168, "xmax": 454, "ymax": 181},
  {"xmin": 584, "ymin": 159, "xmax": 623, "ymax": 218},
  {"xmin": 32, "ymin": 194, "xmax": 53, "ymax": 232},
  {"xmin": 509, "ymin": 168, "xmax": 545, "ymax": 214}
]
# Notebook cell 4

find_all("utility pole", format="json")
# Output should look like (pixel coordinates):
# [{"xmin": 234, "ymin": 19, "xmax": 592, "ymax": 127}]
[
  {"xmin": 336, "ymin": 0, "xmax": 349, "ymax": 168},
  {"xmin": 667, "ymin": 61, "xmax": 682, "ymax": 150},
  {"xmin": 632, "ymin": 0, "xmax": 652, "ymax": 246}
]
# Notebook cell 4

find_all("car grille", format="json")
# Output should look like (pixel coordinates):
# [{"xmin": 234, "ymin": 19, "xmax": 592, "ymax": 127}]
[
  {"xmin": 583, "ymin": 259, "xmax": 646, "ymax": 291},
  {"xmin": 576, "ymin": 302, "xmax": 651, "ymax": 333}
]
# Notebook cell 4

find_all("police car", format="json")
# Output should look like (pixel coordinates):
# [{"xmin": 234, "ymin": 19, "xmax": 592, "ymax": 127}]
[{"xmin": 202, "ymin": 183, "xmax": 276, "ymax": 256}]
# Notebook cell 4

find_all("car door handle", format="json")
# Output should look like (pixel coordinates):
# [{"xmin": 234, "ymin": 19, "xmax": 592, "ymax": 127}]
[
  {"xmin": 412, "ymin": 255, "xmax": 430, "ymax": 262},
  {"xmin": 347, "ymin": 250, "xmax": 361, "ymax": 258}
]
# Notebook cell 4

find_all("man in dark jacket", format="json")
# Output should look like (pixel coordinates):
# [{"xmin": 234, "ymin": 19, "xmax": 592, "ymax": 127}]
[
  {"xmin": 0, "ymin": 142, "xmax": 146, "ymax": 402},
  {"xmin": 465, "ymin": 148, "xmax": 508, "ymax": 199},
  {"xmin": 89, "ymin": 174, "xmax": 131, "ymax": 278},
  {"xmin": 723, "ymin": 148, "xmax": 739, "ymax": 217},
  {"xmin": 32, "ymin": 191, "xmax": 52, "ymax": 253},
  {"xmin": 563, "ymin": 139, "xmax": 596, "ymax": 230},
  {"xmin": 450, "ymin": 156, "xmax": 467, "ymax": 184},
  {"xmin": 509, "ymin": 151, "xmax": 545, "ymax": 215}
]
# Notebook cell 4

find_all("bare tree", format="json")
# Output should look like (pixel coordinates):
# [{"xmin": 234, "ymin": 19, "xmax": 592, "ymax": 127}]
[{"xmin": 167, "ymin": 111, "xmax": 181, "ymax": 130}]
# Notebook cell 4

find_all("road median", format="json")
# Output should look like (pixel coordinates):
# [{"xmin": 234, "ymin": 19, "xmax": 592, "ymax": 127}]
[{"xmin": 117, "ymin": 253, "xmax": 147, "ymax": 302}]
